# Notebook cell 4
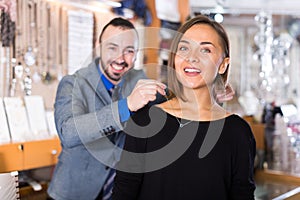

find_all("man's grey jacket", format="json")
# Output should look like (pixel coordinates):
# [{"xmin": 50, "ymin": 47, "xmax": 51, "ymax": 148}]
[{"xmin": 47, "ymin": 57, "xmax": 146, "ymax": 200}]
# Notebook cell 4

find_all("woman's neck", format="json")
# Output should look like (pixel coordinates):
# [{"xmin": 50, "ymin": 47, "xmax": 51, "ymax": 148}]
[
  {"xmin": 159, "ymin": 87, "xmax": 229, "ymax": 121},
  {"xmin": 182, "ymin": 87, "xmax": 215, "ymax": 108}
]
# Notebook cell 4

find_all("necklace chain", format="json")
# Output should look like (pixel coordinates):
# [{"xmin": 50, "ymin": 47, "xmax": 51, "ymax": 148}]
[
  {"xmin": 175, "ymin": 118, "xmax": 193, "ymax": 128},
  {"xmin": 165, "ymin": 96, "xmax": 193, "ymax": 128}
]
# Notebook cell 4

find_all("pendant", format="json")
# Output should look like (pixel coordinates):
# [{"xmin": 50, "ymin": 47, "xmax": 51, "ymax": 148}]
[
  {"xmin": 24, "ymin": 47, "xmax": 36, "ymax": 66},
  {"xmin": 178, "ymin": 120, "xmax": 192, "ymax": 128}
]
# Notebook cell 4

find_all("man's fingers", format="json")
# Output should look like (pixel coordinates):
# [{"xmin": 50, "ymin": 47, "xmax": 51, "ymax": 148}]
[
  {"xmin": 216, "ymin": 89, "xmax": 235, "ymax": 103},
  {"xmin": 127, "ymin": 80, "xmax": 167, "ymax": 112},
  {"xmin": 224, "ymin": 84, "xmax": 235, "ymax": 96},
  {"xmin": 156, "ymin": 82, "xmax": 167, "ymax": 95},
  {"xmin": 218, "ymin": 95, "xmax": 234, "ymax": 102},
  {"xmin": 136, "ymin": 80, "xmax": 166, "ymax": 96},
  {"xmin": 136, "ymin": 79, "xmax": 166, "ymax": 88}
]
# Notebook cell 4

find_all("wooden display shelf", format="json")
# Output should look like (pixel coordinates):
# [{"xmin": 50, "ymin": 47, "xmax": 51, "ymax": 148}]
[
  {"xmin": 0, "ymin": 138, "xmax": 61, "ymax": 173},
  {"xmin": 243, "ymin": 116, "xmax": 265, "ymax": 151},
  {"xmin": 255, "ymin": 169, "xmax": 300, "ymax": 186},
  {"xmin": 244, "ymin": 116, "xmax": 300, "ymax": 199},
  {"xmin": 19, "ymin": 182, "xmax": 49, "ymax": 199},
  {"xmin": 255, "ymin": 169, "xmax": 300, "ymax": 200}
]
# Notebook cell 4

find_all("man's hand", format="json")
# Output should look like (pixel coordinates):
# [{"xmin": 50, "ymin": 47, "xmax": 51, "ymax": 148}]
[
  {"xmin": 215, "ymin": 84, "xmax": 235, "ymax": 103},
  {"xmin": 127, "ymin": 79, "xmax": 166, "ymax": 112}
]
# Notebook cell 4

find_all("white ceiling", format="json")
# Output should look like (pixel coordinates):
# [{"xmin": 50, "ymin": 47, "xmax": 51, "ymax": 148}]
[{"xmin": 190, "ymin": 0, "xmax": 300, "ymax": 15}]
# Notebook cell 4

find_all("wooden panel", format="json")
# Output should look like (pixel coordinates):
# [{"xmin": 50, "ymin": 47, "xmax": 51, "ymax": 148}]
[
  {"xmin": 0, "ymin": 143, "xmax": 23, "ymax": 172},
  {"xmin": 287, "ymin": 192, "xmax": 300, "ymax": 200},
  {"xmin": 250, "ymin": 123, "xmax": 265, "ymax": 150},
  {"xmin": 19, "ymin": 182, "xmax": 49, "ymax": 199},
  {"xmin": 255, "ymin": 169, "xmax": 300, "ymax": 200},
  {"xmin": 243, "ymin": 116, "xmax": 265, "ymax": 150},
  {"xmin": 255, "ymin": 169, "xmax": 300, "ymax": 186},
  {"xmin": 23, "ymin": 138, "xmax": 61, "ymax": 170}
]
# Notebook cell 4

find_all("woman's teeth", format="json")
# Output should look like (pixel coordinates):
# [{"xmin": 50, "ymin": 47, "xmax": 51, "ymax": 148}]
[{"xmin": 184, "ymin": 68, "xmax": 201, "ymax": 73}]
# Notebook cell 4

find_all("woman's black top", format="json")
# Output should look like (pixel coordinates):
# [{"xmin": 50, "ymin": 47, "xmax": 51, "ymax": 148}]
[{"xmin": 112, "ymin": 106, "xmax": 256, "ymax": 200}]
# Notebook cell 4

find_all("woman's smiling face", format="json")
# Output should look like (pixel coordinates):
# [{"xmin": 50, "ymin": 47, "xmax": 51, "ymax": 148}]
[{"xmin": 174, "ymin": 24, "xmax": 228, "ymax": 90}]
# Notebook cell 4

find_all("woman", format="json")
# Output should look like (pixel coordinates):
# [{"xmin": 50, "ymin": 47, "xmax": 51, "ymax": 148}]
[{"xmin": 112, "ymin": 15, "xmax": 256, "ymax": 200}]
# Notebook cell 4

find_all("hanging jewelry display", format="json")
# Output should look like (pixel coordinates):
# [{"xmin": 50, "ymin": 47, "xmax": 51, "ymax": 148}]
[
  {"xmin": 9, "ymin": 58, "xmax": 17, "ymax": 96},
  {"xmin": 9, "ymin": 0, "xmax": 17, "ymax": 97},
  {"xmin": 54, "ymin": 4, "xmax": 63, "ymax": 81},
  {"xmin": 1, "ymin": 1, "xmax": 16, "ymax": 96},
  {"xmin": 15, "ymin": 0, "xmax": 23, "ymax": 66},
  {"xmin": 10, "ymin": 0, "xmax": 22, "ymax": 96},
  {"xmin": 31, "ymin": 0, "xmax": 41, "ymax": 83},
  {"xmin": 3, "ymin": 0, "xmax": 101, "ymax": 96},
  {"xmin": 61, "ymin": 6, "xmax": 68, "ymax": 76},
  {"xmin": 10, "ymin": 0, "xmax": 29, "ymax": 97},
  {"xmin": 45, "ymin": 3, "xmax": 59, "ymax": 83},
  {"xmin": 253, "ymin": 11, "xmax": 274, "ymax": 103},
  {"xmin": 21, "ymin": 0, "xmax": 33, "ymax": 95},
  {"xmin": 253, "ymin": 11, "xmax": 293, "ymax": 105},
  {"xmin": 23, "ymin": 67, "xmax": 32, "ymax": 95},
  {"xmin": 37, "ymin": 0, "xmax": 46, "ymax": 83},
  {"xmin": 42, "ymin": 2, "xmax": 53, "ymax": 84},
  {"xmin": 24, "ymin": 0, "xmax": 36, "ymax": 68},
  {"xmin": 13, "ymin": 0, "xmax": 31, "ymax": 96},
  {"xmin": 12, "ymin": 61, "xmax": 25, "ymax": 96},
  {"xmin": 271, "ymin": 32, "xmax": 293, "ymax": 105}
]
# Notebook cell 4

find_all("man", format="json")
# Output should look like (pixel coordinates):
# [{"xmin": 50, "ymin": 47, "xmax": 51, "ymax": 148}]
[
  {"xmin": 47, "ymin": 17, "xmax": 167, "ymax": 200},
  {"xmin": 47, "ymin": 17, "xmax": 234, "ymax": 200}
]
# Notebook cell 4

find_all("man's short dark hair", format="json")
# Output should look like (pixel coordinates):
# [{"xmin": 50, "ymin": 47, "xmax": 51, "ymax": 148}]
[{"xmin": 99, "ymin": 17, "xmax": 136, "ymax": 43}]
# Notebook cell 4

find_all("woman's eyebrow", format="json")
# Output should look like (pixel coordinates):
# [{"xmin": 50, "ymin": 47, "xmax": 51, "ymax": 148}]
[
  {"xmin": 179, "ymin": 39, "xmax": 216, "ymax": 47},
  {"xmin": 179, "ymin": 39, "xmax": 190, "ymax": 44},
  {"xmin": 199, "ymin": 41, "xmax": 216, "ymax": 47}
]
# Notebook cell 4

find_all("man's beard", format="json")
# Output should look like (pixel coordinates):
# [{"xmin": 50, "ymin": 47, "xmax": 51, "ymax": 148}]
[
  {"xmin": 101, "ymin": 59, "xmax": 128, "ymax": 82},
  {"xmin": 104, "ymin": 68, "xmax": 121, "ymax": 82}
]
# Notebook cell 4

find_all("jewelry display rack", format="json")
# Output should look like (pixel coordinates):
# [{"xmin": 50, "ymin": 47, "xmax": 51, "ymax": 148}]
[{"xmin": 0, "ymin": 0, "xmax": 117, "ymax": 173}]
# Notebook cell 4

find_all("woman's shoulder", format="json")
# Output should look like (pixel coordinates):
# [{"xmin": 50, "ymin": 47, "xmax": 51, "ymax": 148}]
[
  {"xmin": 226, "ymin": 114, "xmax": 252, "ymax": 128},
  {"xmin": 130, "ymin": 105, "xmax": 165, "ymax": 124},
  {"xmin": 224, "ymin": 114, "xmax": 255, "ymax": 140}
]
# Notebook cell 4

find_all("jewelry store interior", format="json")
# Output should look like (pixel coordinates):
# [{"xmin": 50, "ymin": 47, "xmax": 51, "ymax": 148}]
[{"xmin": 1, "ymin": 0, "xmax": 300, "ymax": 199}]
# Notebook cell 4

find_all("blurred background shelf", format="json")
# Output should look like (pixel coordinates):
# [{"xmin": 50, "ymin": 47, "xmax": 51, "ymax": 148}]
[
  {"xmin": 0, "ymin": 138, "xmax": 61, "ymax": 173},
  {"xmin": 255, "ymin": 169, "xmax": 300, "ymax": 200}
]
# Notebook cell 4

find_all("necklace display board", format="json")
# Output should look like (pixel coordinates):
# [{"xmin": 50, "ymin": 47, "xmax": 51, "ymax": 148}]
[
  {"xmin": 3, "ymin": 97, "xmax": 31, "ymax": 142},
  {"xmin": 2, "ymin": 95, "xmax": 52, "ymax": 143},
  {"xmin": 67, "ymin": 10, "xmax": 94, "ymax": 75},
  {"xmin": 24, "ymin": 95, "xmax": 49, "ymax": 139},
  {"xmin": 0, "ymin": 98, "xmax": 11, "ymax": 144},
  {"xmin": 45, "ymin": 110, "xmax": 57, "ymax": 137}
]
